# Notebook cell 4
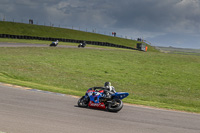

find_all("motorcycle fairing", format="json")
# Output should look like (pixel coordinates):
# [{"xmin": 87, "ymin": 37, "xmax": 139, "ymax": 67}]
[
  {"xmin": 86, "ymin": 88, "xmax": 106, "ymax": 109},
  {"xmin": 89, "ymin": 92, "xmax": 102, "ymax": 103},
  {"xmin": 88, "ymin": 101, "xmax": 106, "ymax": 109},
  {"xmin": 112, "ymin": 92, "xmax": 129, "ymax": 100}
]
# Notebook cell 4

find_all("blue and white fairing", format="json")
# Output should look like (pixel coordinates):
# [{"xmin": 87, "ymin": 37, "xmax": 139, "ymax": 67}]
[
  {"xmin": 88, "ymin": 92, "xmax": 102, "ymax": 103},
  {"xmin": 111, "ymin": 92, "xmax": 129, "ymax": 100}
]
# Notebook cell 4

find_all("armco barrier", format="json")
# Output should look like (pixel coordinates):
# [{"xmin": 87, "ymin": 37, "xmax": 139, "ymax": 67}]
[{"xmin": 0, "ymin": 34, "xmax": 137, "ymax": 50}]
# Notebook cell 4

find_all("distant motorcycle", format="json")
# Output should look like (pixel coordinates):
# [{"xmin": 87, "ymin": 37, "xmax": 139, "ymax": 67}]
[
  {"xmin": 50, "ymin": 40, "xmax": 59, "ymax": 47},
  {"xmin": 78, "ymin": 41, "xmax": 86, "ymax": 48},
  {"xmin": 78, "ymin": 87, "xmax": 129, "ymax": 112}
]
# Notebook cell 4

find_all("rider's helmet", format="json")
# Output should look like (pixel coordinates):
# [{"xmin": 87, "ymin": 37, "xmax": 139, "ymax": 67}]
[{"xmin": 104, "ymin": 82, "xmax": 111, "ymax": 88}]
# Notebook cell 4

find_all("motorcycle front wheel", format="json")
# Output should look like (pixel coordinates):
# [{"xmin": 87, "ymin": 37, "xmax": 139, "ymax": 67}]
[
  {"xmin": 107, "ymin": 99, "xmax": 123, "ymax": 112},
  {"xmin": 77, "ymin": 96, "xmax": 88, "ymax": 108},
  {"xmin": 50, "ymin": 43, "xmax": 56, "ymax": 47}
]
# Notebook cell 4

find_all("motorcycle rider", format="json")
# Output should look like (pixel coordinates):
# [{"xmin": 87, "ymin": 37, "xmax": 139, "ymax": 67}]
[
  {"xmin": 50, "ymin": 40, "xmax": 59, "ymax": 46},
  {"xmin": 103, "ymin": 82, "xmax": 116, "ymax": 98},
  {"xmin": 79, "ymin": 41, "xmax": 86, "ymax": 47},
  {"xmin": 88, "ymin": 82, "xmax": 116, "ymax": 98}
]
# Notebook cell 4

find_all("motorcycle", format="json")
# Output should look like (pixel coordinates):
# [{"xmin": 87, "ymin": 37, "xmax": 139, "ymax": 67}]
[
  {"xmin": 77, "ymin": 87, "xmax": 129, "ymax": 112},
  {"xmin": 78, "ymin": 42, "xmax": 86, "ymax": 48},
  {"xmin": 50, "ymin": 40, "xmax": 59, "ymax": 47}
]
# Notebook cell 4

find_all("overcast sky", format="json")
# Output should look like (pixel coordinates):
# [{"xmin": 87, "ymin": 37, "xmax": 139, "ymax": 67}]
[{"xmin": 0, "ymin": 0, "xmax": 200, "ymax": 49}]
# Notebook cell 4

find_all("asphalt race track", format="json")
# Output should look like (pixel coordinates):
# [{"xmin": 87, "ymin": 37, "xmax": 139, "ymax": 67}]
[
  {"xmin": 0, "ymin": 42, "xmax": 105, "ymax": 50},
  {"xmin": 0, "ymin": 42, "xmax": 200, "ymax": 133},
  {"xmin": 0, "ymin": 42, "xmax": 77, "ymax": 48},
  {"xmin": 0, "ymin": 83, "xmax": 200, "ymax": 133}
]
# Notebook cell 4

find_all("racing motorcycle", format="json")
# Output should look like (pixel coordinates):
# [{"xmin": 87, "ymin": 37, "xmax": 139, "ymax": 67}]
[
  {"xmin": 78, "ymin": 41, "xmax": 86, "ymax": 48},
  {"xmin": 49, "ymin": 40, "xmax": 59, "ymax": 47},
  {"xmin": 77, "ymin": 87, "xmax": 129, "ymax": 112}
]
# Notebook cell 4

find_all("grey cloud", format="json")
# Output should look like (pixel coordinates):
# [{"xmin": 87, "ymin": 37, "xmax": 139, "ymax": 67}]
[
  {"xmin": 107, "ymin": 0, "xmax": 200, "ymax": 34},
  {"xmin": 0, "ymin": 0, "xmax": 200, "ymax": 48},
  {"xmin": 147, "ymin": 32, "xmax": 200, "ymax": 48}
]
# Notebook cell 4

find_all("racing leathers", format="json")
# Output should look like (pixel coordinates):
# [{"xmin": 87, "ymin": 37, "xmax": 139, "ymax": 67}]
[{"xmin": 103, "ymin": 86, "xmax": 116, "ymax": 98}]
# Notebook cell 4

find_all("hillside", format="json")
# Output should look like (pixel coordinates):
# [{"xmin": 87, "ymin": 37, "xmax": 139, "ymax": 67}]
[
  {"xmin": 0, "ymin": 46, "xmax": 199, "ymax": 113},
  {"xmin": 0, "ymin": 21, "xmax": 157, "ymax": 52}
]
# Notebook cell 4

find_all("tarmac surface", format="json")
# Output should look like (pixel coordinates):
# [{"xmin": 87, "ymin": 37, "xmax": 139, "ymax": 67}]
[
  {"xmin": 0, "ymin": 42, "xmax": 108, "ymax": 50},
  {"xmin": 0, "ymin": 42, "xmax": 77, "ymax": 48},
  {"xmin": 0, "ymin": 83, "xmax": 200, "ymax": 133}
]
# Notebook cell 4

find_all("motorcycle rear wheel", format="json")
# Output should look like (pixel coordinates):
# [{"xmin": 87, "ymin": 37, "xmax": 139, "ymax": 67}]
[{"xmin": 107, "ymin": 99, "xmax": 123, "ymax": 112}]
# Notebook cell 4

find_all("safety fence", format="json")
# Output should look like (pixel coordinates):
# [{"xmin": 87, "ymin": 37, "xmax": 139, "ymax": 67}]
[{"xmin": 0, "ymin": 34, "xmax": 137, "ymax": 50}]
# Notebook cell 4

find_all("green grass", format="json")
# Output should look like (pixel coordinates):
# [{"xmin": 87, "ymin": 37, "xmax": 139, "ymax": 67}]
[
  {"xmin": 0, "ymin": 21, "xmax": 158, "ymax": 52},
  {"xmin": 0, "ymin": 46, "xmax": 200, "ymax": 113}
]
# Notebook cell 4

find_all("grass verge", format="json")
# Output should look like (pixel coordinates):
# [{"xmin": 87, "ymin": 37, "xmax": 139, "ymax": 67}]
[{"xmin": 0, "ymin": 46, "xmax": 200, "ymax": 113}]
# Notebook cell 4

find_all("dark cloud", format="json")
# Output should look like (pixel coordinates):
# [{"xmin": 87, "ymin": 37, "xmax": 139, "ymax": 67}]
[
  {"xmin": 0, "ymin": 0, "xmax": 200, "ymax": 48},
  {"xmin": 107, "ymin": 0, "xmax": 200, "ymax": 33}
]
